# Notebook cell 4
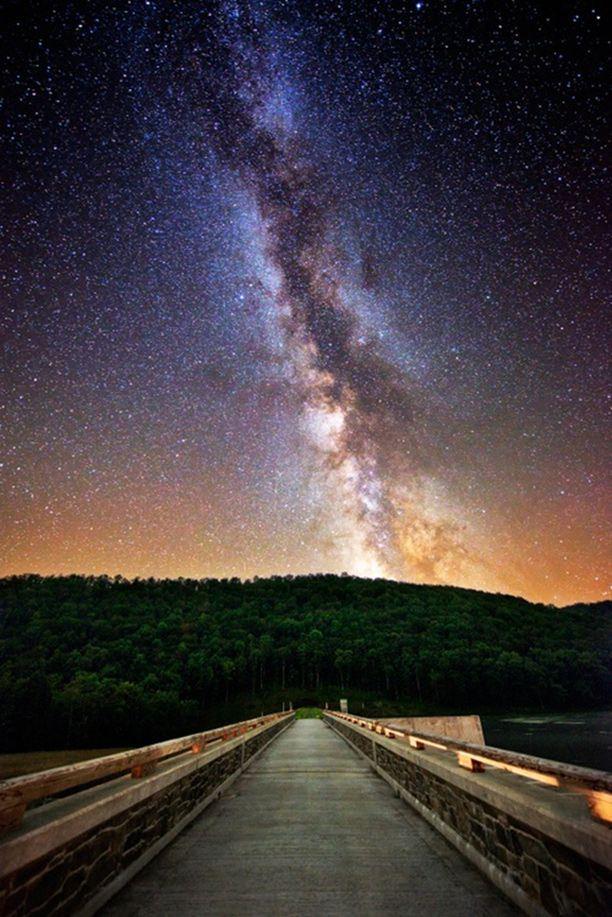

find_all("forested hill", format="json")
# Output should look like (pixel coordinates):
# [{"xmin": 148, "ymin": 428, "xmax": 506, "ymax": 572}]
[{"xmin": 1, "ymin": 574, "xmax": 610, "ymax": 751}]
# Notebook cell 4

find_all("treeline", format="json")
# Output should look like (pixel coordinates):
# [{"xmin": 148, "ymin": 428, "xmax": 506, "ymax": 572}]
[{"xmin": 0, "ymin": 574, "xmax": 609, "ymax": 750}]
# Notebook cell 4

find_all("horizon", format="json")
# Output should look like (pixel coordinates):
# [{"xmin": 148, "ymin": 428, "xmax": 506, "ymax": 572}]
[
  {"xmin": 2, "ymin": 2, "xmax": 609, "ymax": 607},
  {"xmin": 2, "ymin": 568, "xmax": 609, "ymax": 609}
]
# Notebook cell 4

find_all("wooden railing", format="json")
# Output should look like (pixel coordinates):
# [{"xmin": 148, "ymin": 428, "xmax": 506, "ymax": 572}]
[
  {"xmin": 0, "ymin": 711, "xmax": 291, "ymax": 835},
  {"xmin": 326, "ymin": 710, "xmax": 612, "ymax": 823}
]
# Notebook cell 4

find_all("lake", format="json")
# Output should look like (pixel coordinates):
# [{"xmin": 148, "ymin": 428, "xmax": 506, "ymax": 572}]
[{"xmin": 481, "ymin": 710, "xmax": 612, "ymax": 771}]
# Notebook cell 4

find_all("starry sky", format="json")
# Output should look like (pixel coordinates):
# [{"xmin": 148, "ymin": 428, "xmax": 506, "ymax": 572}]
[{"xmin": 1, "ymin": 1, "xmax": 609, "ymax": 605}]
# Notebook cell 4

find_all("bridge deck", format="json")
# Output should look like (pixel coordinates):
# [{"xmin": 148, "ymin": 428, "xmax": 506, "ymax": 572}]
[{"xmin": 103, "ymin": 719, "xmax": 516, "ymax": 916}]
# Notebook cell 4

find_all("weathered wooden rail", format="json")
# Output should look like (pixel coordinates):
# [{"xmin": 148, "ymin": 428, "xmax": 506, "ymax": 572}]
[
  {"xmin": 0, "ymin": 712, "xmax": 287, "ymax": 835},
  {"xmin": 328, "ymin": 710, "xmax": 612, "ymax": 822}
]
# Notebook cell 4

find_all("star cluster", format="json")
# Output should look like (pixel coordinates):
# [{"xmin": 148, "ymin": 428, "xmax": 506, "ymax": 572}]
[{"xmin": 1, "ymin": 1, "xmax": 609, "ymax": 604}]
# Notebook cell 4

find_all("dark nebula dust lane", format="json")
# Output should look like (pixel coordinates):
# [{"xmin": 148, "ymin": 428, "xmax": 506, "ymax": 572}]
[
  {"xmin": 179, "ymin": 6, "xmax": 427, "ymax": 579},
  {"xmin": 1, "ymin": 1, "xmax": 609, "ymax": 604}
]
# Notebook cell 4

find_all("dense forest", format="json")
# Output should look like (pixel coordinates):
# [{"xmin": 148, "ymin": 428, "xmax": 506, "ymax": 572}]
[{"xmin": 0, "ymin": 574, "xmax": 610, "ymax": 751}]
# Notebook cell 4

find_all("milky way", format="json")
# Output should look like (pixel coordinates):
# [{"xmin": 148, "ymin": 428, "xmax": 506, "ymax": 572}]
[
  {"xmin": 185, "ymin": 7, "xmax": 455, "ymax": 580},
  {"xmin": 1, "ymin": 1, "xmax": 609, "ymax": 603}
]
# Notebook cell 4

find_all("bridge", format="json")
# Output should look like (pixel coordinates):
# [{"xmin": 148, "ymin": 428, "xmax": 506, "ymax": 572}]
[{"xmin": 0, "ymin": 711, "xmax": 610, "ymax": 916}]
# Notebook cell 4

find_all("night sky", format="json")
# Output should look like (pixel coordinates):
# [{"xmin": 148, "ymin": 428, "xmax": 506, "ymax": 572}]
[{"xmin": 1, "ymin": 1, "xmax": 609, "ymax": 605}]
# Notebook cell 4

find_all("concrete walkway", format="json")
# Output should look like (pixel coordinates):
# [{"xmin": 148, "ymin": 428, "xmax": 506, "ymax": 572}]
[{"xmin": 103, "ymin": 720, "xmax": 516, "ymax": 916}]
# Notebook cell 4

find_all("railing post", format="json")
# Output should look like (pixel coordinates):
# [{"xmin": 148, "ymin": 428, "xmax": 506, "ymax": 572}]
[
  {"xmin": 456, "ymin": 751, "xmax": 485, "ymax": 773},
  {"xmin": 131, "ymin": 762, "xmax": 157, "ymax": 779},
  {"xmin": 0, "ymin": 799, "xmax": 26, "ymax": 834}
]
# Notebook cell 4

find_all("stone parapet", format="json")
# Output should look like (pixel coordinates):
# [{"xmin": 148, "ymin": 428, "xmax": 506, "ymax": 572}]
[
  {"xmin": 323, "ymin": 712, "xmax": 611, "ymax": 916},
  {"xmin": 0, "ymin": 713, "xmax": 294, "ymax": 916}
]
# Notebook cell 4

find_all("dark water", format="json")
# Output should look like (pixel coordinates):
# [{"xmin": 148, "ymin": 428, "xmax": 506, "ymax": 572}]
[{"xmin": 481, "ymin": 711, "xmax": 612, "ymax": 771}]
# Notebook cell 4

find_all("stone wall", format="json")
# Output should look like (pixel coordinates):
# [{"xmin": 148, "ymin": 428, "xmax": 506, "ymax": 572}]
[
  {"xmin": 335, "ymin": 723, "xmax": 375, "ymax": 760},
  {"xmin": 378, "ymin": 714, "xmax": 484, "ymax": 743},
  {"xmin": 325, "ymin": 714, "xmax": 612, "ymax": 917},
  {"xmin": 0, "ymin": 715, "xmax": 293, "ymax": 917}
]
